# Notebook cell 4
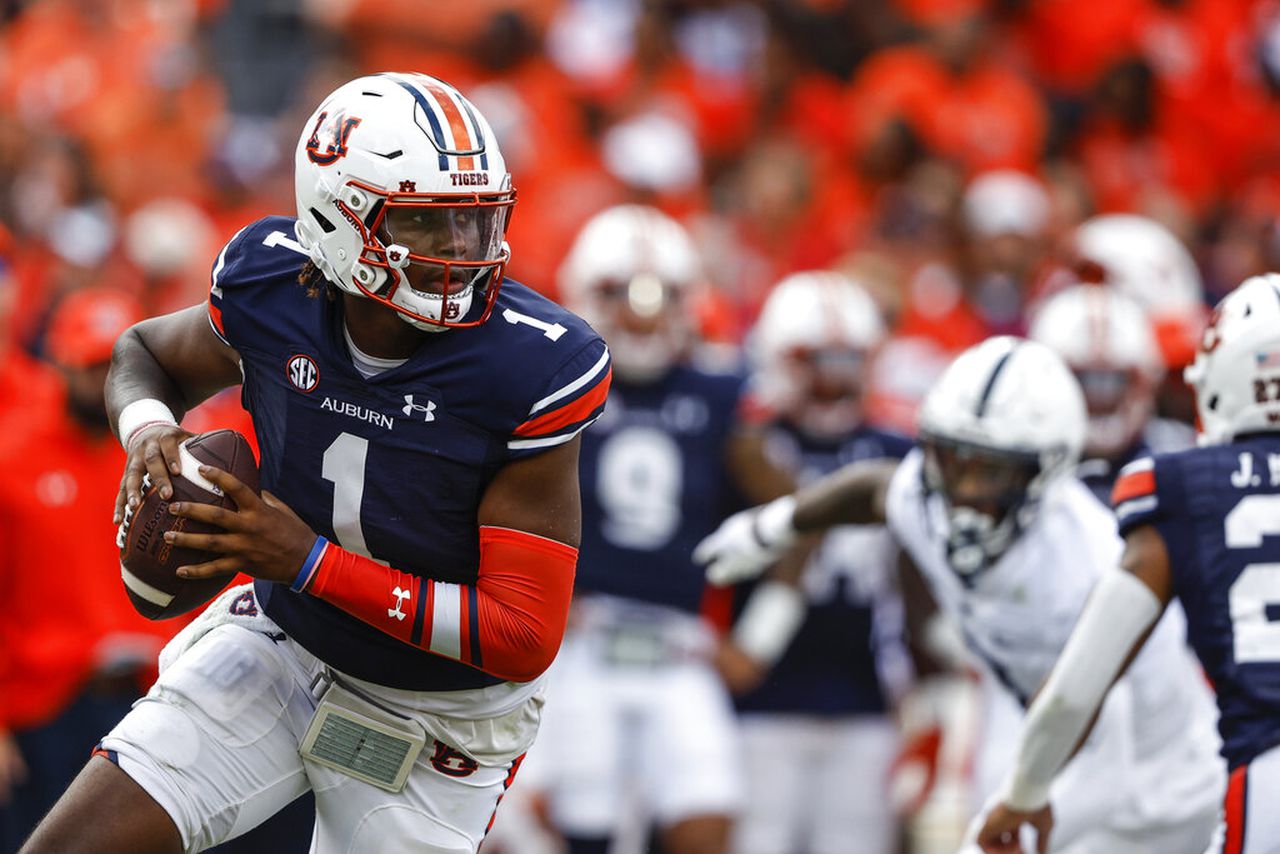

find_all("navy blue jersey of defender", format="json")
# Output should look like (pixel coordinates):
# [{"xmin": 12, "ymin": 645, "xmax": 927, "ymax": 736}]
[
  {"xmin": 1114, "ymin": 435, "xmax": 1280, "ymax": 769},
  {"xmin": 735, "ymin": 425, "xmax": 912, "ymax": 717},
  {"xmin": 575, "ymin": 362, "xmax": 746, "ymax": 614},
  {"xmin": 207, "ymin": 217, "xmax": 609, "ymax": 690}
]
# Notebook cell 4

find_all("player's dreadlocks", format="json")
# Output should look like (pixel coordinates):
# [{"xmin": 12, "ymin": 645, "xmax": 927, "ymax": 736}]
[{"xmin": 298, "ymin": 261, "xmax": 339, "ymax": 301}]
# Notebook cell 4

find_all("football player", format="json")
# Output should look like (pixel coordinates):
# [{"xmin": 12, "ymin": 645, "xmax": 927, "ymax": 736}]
[
  {"xmin": 512, "ymin": 204, "xmax": 791, "ymax": 854},
  {"xmin": 21, "ymin": 73, "xmax": 610, "ymax": 854},
  {"xmin": 1028, "ymin": 283, "xmax": 1192, "ymax": 503},
  {"xmin": 976, "ymin": 274, "xmax": 1280, "ymax": 853},
  {"xmin": 724, "ymin": 270, "xmax": 911, "ymax": 854},
  {"xmin": 694, "ymin": 336, "xmax": 1225, "ymax": 853}
]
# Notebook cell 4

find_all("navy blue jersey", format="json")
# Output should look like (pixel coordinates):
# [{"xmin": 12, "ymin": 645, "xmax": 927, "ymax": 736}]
[
  {"xmin": 574, "ymin": 359, "xmax": 747, "ymax": 614},
  {"xmin": 1114, "ymin": 435, "xmax": 1280, "ymax": 769},
  {"xmin": 1077, "ymin": 419, "xmax": 1194, "ymax": 505},
  {"xmin": 734, "ymin": 425, "xmax": 913, "ymax": 717},
  {"xmin": 207, "ymin": 217, "xmax": 609, "ymax": 690}
]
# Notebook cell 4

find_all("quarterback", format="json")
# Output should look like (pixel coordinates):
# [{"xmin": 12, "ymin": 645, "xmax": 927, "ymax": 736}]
[{"xmin": 20, "ymin": 73, "xmax": 609, "ymax": 854}]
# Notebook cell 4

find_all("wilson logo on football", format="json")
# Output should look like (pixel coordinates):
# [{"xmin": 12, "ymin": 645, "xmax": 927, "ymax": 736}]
[
  {"xmin": 305, "ymin": 111, "xmax": 362, "ymax": 166},
  {"xmin": 287, "ymin": 354, "xmax": 320, "ymax": 393}
]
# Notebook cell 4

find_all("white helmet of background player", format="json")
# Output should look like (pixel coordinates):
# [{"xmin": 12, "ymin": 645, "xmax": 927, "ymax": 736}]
[
  {"xmin": 294, "ymin": 73, "xmax": 515, "ymax": 331},
  {"xmin": 559, "ymin": 204, "xmax": 699, "ymax": 382},
  {"xmin": 1029, "ymin": 284, "xmax": 1163, "ymax": 460},
  {"xmin": 1071, "ymin": 214, "xmax": 1204, "ymax": 365},
  {"xmin": 1185, "ymin": 274, "xmax": 1280, "ymax": 446},
  {"xmin": 917, "ymin": 337, "xmax": 1087, "ymax": 578},
  {"xmin": 751, "ymin": 271, "xmax": 886, "ymax": 439}
]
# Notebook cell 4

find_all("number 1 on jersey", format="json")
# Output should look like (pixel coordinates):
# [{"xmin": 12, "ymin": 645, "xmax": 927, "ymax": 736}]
[
  {"xmin": 322, "ymin": 432, "xmax": 372, "ymax": 557},
  {"xmin": 502, "ymin": 308, "xmax": 567, "ymax": 341}
]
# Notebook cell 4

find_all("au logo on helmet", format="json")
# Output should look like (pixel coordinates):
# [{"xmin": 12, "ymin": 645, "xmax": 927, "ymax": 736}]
[{"xmin": 306, "ymin": 111, "xmax": 363, "ymax": 166}]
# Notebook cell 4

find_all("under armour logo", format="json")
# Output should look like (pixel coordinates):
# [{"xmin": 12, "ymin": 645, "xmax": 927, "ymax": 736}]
[
  {"xmin": 399, "ymin": 180, "xmax": 417, "ymax": 193},
  {"xmin": 388, "ymin": 586, "xmax": 410, "ymax": 621},
  {"xmin": 402, "ymin": 395, "xmax": 436, "ymax": 421}
]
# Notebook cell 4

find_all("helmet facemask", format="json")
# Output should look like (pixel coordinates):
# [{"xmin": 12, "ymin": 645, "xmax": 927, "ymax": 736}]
[
  {"xmin": 344, "ymin": 182, "xmax": 514, "ymax": 331},
  {"xmin": 1073, "ymin": 364, "xmax": 1153, "ymax": 459},
  {"xmin": 921, "ymin": 434, "xmax": 1042, "ymax": 580},
  {"xmin": 780, "ymin": 346, "xmax": 868, "ymax": 440},
  {"xmin": 587, "ymin": 272, "xmax": 692, "ymax": 382}
]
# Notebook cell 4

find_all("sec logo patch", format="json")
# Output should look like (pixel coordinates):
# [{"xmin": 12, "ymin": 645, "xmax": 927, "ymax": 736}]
[{"xmin": 287, "ymin": 354, "xmax": 320, "ymax": 392}]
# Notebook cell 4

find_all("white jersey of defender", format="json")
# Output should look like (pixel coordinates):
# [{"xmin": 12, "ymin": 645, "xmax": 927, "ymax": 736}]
[{"xmin": 885, "ymin": 449, "xmax": 1224, "ymax": 846}]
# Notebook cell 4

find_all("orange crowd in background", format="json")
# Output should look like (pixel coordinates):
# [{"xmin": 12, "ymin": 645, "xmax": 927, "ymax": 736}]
[{"xmin": 1, "ymin": 0, "xmax": 1279, "ymax": 419}]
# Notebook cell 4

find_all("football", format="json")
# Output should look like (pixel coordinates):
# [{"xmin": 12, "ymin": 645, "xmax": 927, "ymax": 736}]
[{"xmin": 118, "ymin": 429, "xmax": 259, "ymax": 620}]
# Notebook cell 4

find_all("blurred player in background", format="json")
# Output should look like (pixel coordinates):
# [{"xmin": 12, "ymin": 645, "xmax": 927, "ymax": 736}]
[
  {"xmin": 719, "ymin": 270, "xmax": 910, "ymax": 854},
  {"xmin": 1061, "ymin": 214, "xmax": 1208, "ymax": 427},
  {"xmin": 0, "ymin": 288, "xmax": 173, "ymax": 851},
  {"xmin": 978, "ymin": 274, "xmax": 1280, "ymax": 853},
  {"xmin": 20, "ymin": 73, "xmax": 609, "ymax": 854},
  {"xmin": 513, "ymin": 204, "xmax": 790, "ymax": 854},
  {"xmin": 1028, "ymin": 283, "xmax": 1192, "ymax": 504},
  {"xmin": 697, "ymin": 336, "xmax": 1225, "ymax": 853}
]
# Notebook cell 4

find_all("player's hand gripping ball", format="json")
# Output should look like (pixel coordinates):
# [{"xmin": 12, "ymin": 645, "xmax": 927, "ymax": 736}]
[{"xmin": 117, "ymin": 429, "xmax": 259, "ymax": 619}]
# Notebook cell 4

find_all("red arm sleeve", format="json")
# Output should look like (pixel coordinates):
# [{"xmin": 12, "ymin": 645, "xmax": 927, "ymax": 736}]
[{"xmin": 298, "ymin": 525, "xmax": 577, "ymax": 682}]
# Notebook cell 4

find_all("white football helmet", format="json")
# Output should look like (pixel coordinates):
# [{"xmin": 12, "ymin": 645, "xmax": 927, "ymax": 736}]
[
  {"xmin": 558, "ymin": 204, "xmax": 700, "ymax": 382},
  {"xmin": 1072, "ymin": 214, "xmax": 1202, "ymax": 315},
  {"xmin": 1185, "ymin": 274, "xmax": 1280, "ymax": 446},
  {"xmin": 1029, "ymin": 284, "xmax": 1163, "ymax": 459},
  {"xmin": 917, "ymin": 336, "xmax": 1087, "ymax": 578},
  {"xmin": 751, "ymin": 271, "xmax": 886, "ymax": 439},
  {"xmin": 1071, "ymin": 214, "xmax": 1205, "ymax": 365},
  {"xmin": 294, "ymin": 73, "xmax": 515, "ymax": 331}
]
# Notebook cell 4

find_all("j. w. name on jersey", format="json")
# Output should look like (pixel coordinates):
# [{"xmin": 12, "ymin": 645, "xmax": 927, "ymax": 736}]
[{"xmin": 1225, "ymin": 450, "xmax": 1280, "ymax": 490}]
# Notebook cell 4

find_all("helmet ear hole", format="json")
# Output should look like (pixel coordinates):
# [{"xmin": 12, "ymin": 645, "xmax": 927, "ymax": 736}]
[{"xmin": 309, "ymin": 208, "xmax": 336, "ymax": 234}]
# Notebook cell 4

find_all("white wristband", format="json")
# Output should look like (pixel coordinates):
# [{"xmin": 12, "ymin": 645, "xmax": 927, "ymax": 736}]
[
  {"xmin": 732, "ymin": 580, "xmax": 806, "ymax": 665},
  {"xmin": 117, "ymin": 398, "xmax": 178, "ymax": 451}
]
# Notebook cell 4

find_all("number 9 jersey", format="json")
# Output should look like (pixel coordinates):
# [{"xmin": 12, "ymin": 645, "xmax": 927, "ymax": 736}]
[
  {"xmin": 206, "ymin": 216, "xmax": 611, "ymax": 692},
  {"xmin": 1113, "ymin": 436, "xmax": 1280, "ymax": 771}
]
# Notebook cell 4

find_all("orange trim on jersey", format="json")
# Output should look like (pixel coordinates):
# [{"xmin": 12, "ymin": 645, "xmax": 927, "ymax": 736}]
[
  {"xmin": 208, "ymin": 300, "xmax": 226, "ymax": 335},
  {"xmin": 1111, "ymin": 469, "xmax": 1156, "ymax": 506},
  {"xmin": 514, "ymin": 367, "xmax": 612, "ymax": 437},
  {"xmin": 422, "ymin": 80, "xmax": 475, "ymax": 171},
  {"xmin": 1225, "ymin": 764, "xmax": 1247, "ymax": 854}
]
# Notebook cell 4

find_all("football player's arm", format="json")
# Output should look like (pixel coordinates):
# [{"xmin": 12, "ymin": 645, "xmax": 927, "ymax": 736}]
[
  {"xmin": 170, "ymin": 436, "xmax": 583, "ymax": 683},
  {"xmin": 715, "ymin": 424, "xmax": 813, "ymax": 686},
  {"xmin": 975, "ymin": 525, "xmax": 1173, "ymax": 853},
  {"xmin": 695, "ymin": 457, "xmax": 899, "ymax": 586},
  {"xmin": 299, "ymin": 438, "xmax": 581, "ymax": 682},
  {"xmin": 106, "ymin": 304, "xmax": 243, "ymax": 523}
]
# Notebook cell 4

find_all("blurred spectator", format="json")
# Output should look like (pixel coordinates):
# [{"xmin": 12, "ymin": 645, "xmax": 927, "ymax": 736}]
[
  {"xmin": 865, "ymin": 169, "xmax": 1053, "ymax": 433},
  {"xmin": 846, "ymin": 7, "xmax": 1047, "ymax": 176},
  {"xmin": 0, "ymin": 288, "xmax": 169, "ymax": 851}
]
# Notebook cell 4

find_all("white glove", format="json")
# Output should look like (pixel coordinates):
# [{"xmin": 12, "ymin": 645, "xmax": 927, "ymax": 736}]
[{"xmin": 694, "ymin": 495, "xmax": 797, "ymax": 586}]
